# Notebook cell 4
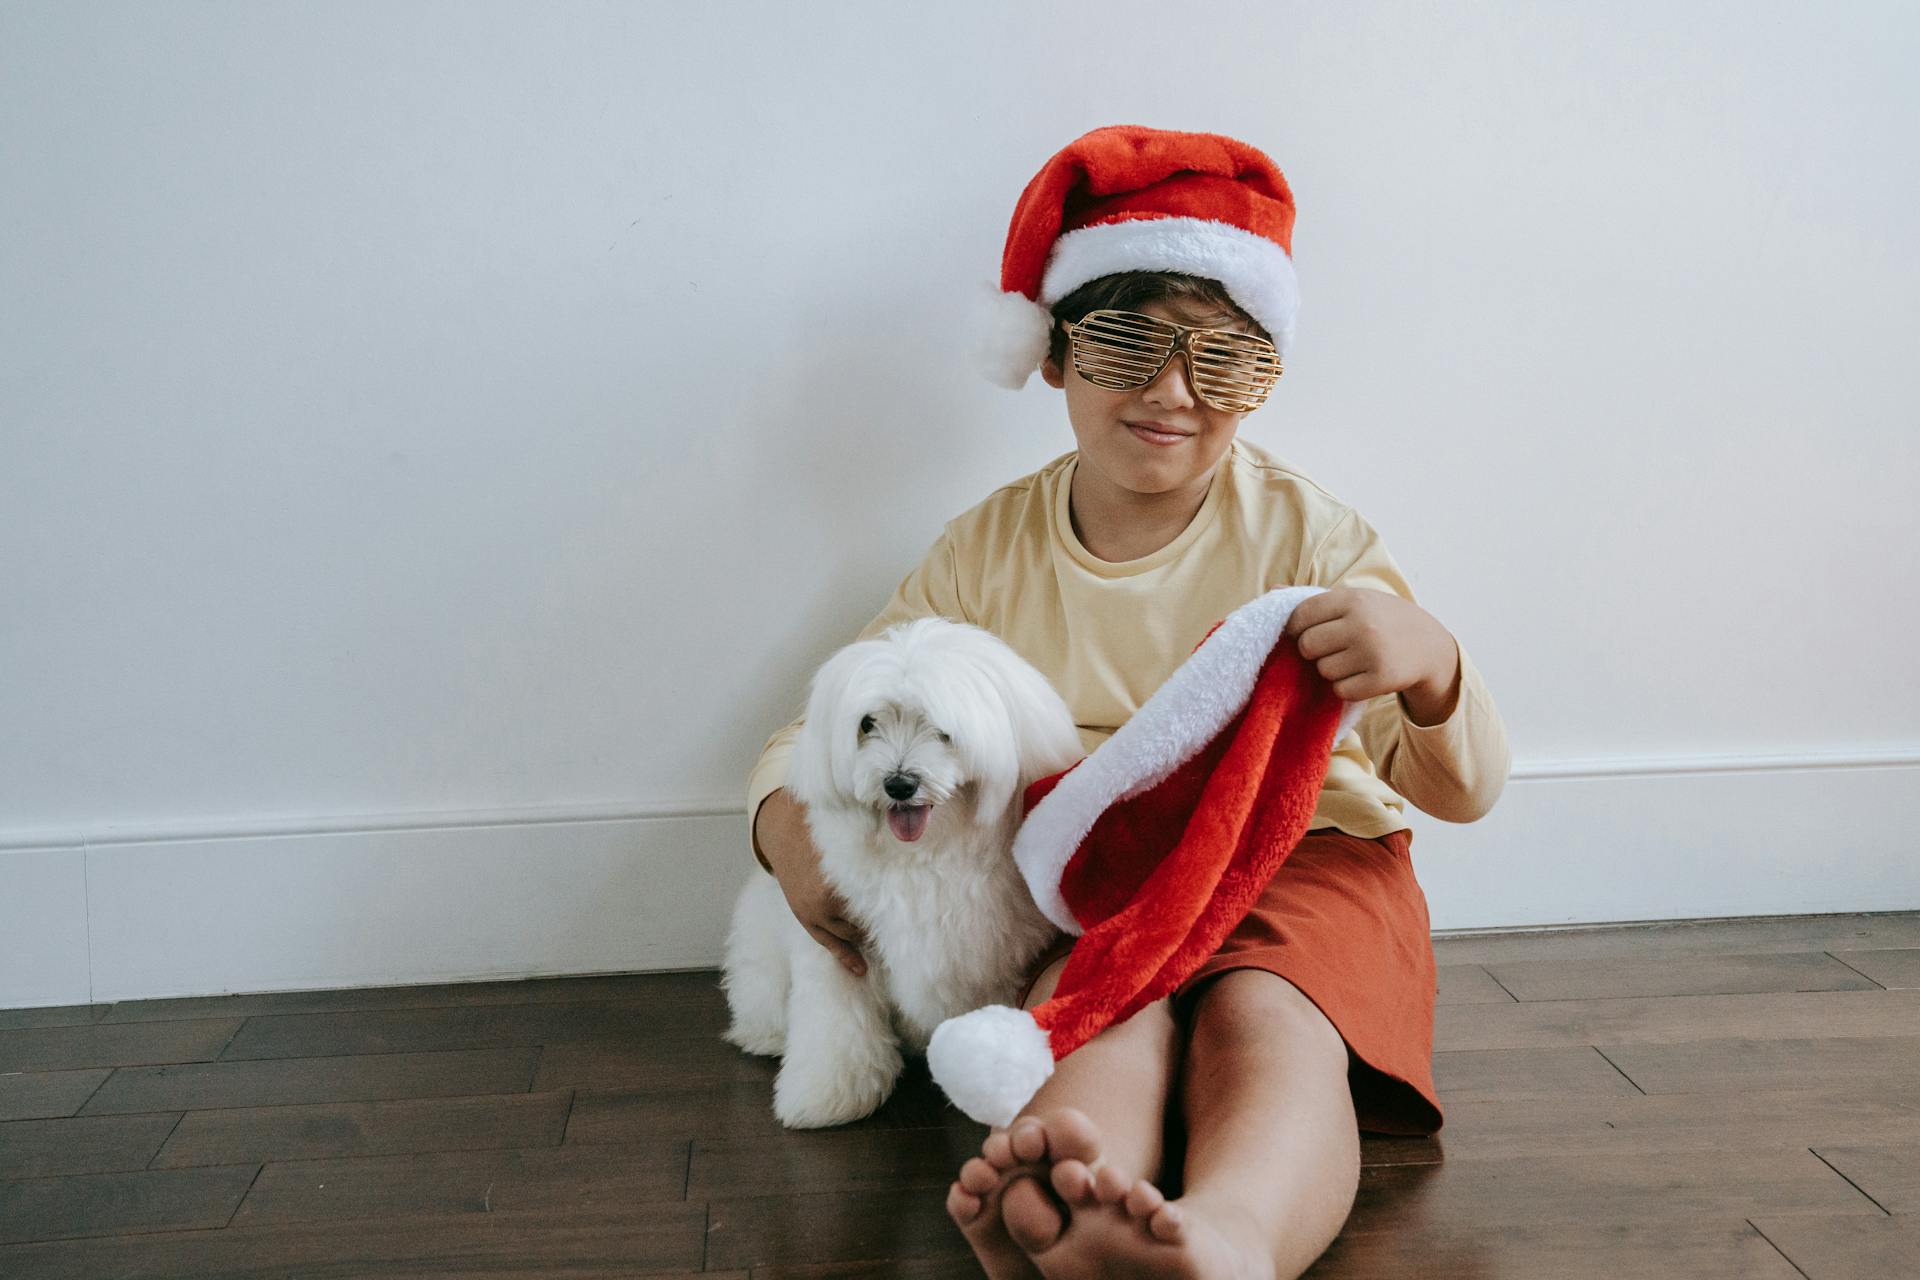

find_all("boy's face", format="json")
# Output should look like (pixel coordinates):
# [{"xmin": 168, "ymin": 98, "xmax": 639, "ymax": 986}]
[{"xmin": 1040, "ymin": 298, "xmax": 1251, "ymax": 499}]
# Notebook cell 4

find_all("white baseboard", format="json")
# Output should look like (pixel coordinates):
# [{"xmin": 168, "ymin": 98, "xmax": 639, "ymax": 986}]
[
  {"xmin": 0, "ymin": 809, "xmax": 761, "ymax": 1008},
  {"xmin": 1409, "ymin": 749, "xmax": 1919, "ymax": 931},
  {"xmin": 4, "ymin": 752, "xmax": 1916, "ymax": 1009}
]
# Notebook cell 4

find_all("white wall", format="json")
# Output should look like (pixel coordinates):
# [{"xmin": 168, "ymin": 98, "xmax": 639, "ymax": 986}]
[{"xmin": 3, "ymin": 2, "xmax": 1916, "ymax": 1006}]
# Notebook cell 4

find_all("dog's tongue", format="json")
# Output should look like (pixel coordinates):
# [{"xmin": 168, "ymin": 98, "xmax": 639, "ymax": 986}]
[{"xmin": 887, "ymin": 805, "xmax": 931, "ymax": 843}]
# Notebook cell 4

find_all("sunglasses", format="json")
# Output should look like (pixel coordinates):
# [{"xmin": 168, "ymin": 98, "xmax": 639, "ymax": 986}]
[{"xmin": 1062, "ymin": 309, "xmax": 1282, "ymax": 413}]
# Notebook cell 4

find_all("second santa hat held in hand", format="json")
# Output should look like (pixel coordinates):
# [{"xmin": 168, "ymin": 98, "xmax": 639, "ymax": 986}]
[{"xmin": 928, "ymin": 586, "xmax": 1365, "ymax": 1127}]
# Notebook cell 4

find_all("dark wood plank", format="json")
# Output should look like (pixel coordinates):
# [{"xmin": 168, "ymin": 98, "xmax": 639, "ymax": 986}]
[
  {"xmin": 1366, "ymin": 1085, "xmax": 1920, "ymax": 1162},
  {"xmin": 1433, "ymin": 963, "xmax": 1514, "ymax": 1005},
  {"xmin": 1830, "ymin": 945, "xmax": 1920, "ymax": 988},
  {"xmin": 152, "ymin": 1089, "xmax": 572, "ymax": 1168},
  {"xmin": 231, "ymin": 1140, "xmax": 687, "ymax": 1225},
  {"xmin": 0, "ymin": 1164, "xmax": 258, "ymax": 1245},
  {"xmin": 1342, "ymin": 1146, "xmax": 1876, "ymax": 1234},
  {"xmin": 532, "ymin": 1031, "xmax": 774, "ymax": 1092},
  {"xmin": 1748, "ymin": 1213, "xmax": 1920, "ymax": 1280},
  {"xmin": 217, "ymin": 998, "xmax": 726, "ymax": 1061},
  {"xmin": 1357, "ymin": 1131, "xmax": 1444, "ymax": 1168},
  {"xmin": 1597, "ymin": 1034, "xmax": 1920, "ymax": 1094},
  {"xmin": 97, "ymin": 969, "xmax": 724, "ymax": 1022},
  {"xmin": 1809, "ymin": 1142, "xmax": 1920, "ymax": 1213},
  {"xmin": 79, "ymin": 1045, "xmax": 538, "ymax": 1114},
  {"xmin": 705, "ymin": 1186, "xmax": 972, "ymax": 1269},
  {"xmin": 0, "ymin": 1113, "xmax": 181, "ymax": 1179},
  {"xmin": 1306, "ymin": 1216, "xmax": 1807, "ymax": 1278},
  {"xmin": 567, "ymin": 1079, "xmax": 785, "ymax": 1146},
  {"xmin": 0, "ymin": 1019, "xmax": 241, "ymax": 1073},
  {"xmin": 1431, "ymin": 1044, "xmax": 1643, "ymax": 1101},
  {"xmin": 1483, "ymin": 950, "xmax": 1883, "ymax": 1001},
  {"xmin": 1437, "ymin": 988, "xmax": 1920, "ymax": 1051},
  {"xmin": 0, "ymin": 1006, "xmax": 110, "ymax": 1033},
  {"xmin": 566, "ymin": 1059, "xmax": 965, "ymax": 1147},
  {"xmin": 0, "ymin": 1070, "xmax": 109, "ymax": 1121},
  {"xmin": 689, "ymin": 1126, "xmax": 980, "ymax": 1200},
  {"xmin": 0, "ymin": 1204, "xmax": 708, "ymax": 1278},
  {"xmin": 752, "ymin": 1260, "xmax": 985, "ymax": 1279},
  {"xmin": 1432, "ymin": 911, "xmax": 1920, "ymax": 966}
]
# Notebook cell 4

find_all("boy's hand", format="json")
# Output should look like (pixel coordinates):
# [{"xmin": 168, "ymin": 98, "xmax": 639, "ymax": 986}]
[
  {"xmin": 1284, "ymin": 587, "xmax": 1463, "ymax": 726},
  {"xmin": 754, "ymin": 789, "xmax": 871, "ymax": 977}
]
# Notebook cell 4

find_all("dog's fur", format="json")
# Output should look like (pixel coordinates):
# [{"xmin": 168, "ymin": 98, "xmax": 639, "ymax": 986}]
[{"xmin": 721, "ymin": 616, "xmax": 1084, "ymax": 1128}]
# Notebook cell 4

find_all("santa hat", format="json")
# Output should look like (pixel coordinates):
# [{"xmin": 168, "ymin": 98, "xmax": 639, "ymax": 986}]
[
  {"xmin": 927, "ymin": 586, "xmax": 1363, "ymax": 1127},
  {"xmin": 974, "ymin": 124, "xmax": 1301, "ymax": 391}
]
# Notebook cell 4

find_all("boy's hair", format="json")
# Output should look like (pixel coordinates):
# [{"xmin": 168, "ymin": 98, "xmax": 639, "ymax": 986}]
[{"xmin": 1046, "ymin": 272, "xmax": 1271, "ymax": 370}]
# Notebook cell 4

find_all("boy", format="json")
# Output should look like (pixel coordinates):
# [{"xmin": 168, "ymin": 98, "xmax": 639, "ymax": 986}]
[{"xmin": 746, "ymin": 126, "xmax": 1509, "ymax": 1278}]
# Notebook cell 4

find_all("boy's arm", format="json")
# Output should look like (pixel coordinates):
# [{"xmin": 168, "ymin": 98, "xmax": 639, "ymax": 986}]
[
  {"xmin": 1304, "ymin": 508, "xmax": 1511, "ymax": 823},
  {"xmin": 745, "ymin": 528, "xmax": 970, "ymax": 868}
]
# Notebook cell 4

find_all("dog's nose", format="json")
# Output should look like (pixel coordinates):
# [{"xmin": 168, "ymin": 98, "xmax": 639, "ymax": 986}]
[{"xmin": 883, "ymin": 773, "xmax": 919, "ymax": 802}]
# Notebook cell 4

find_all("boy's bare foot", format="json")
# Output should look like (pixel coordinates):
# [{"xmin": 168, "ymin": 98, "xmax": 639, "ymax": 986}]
[
  {"xmin": 948, "ymin": 1108, "xmax": 1134, "ymax": 1267},
  {"xmin": 946, "ymin": 1121, "xmax": 1047, "ymax": 1279},
  {"xmin": 950, "ymin": 1108, "xmax": 1279, "ymax": 1278},
  {"xmin": 1024, "ymin": 1111, "xmax": 1279, "ymax": 1280},
  {"xmin": 1041, "ymin": 1189, "xmax": 1278, "ymax": 1280}
]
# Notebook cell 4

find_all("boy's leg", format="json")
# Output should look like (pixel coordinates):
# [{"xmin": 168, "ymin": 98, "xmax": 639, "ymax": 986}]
[
  {"xmin": 989, "ymin": 966, "xmax": 1361, "ymax": 1280},
  {"xmin": 1170, "ymin": 967, "xmax": 1363, "ymax": 1279},
  {"xmin": 948, "ymin": 954, "xmax": 1179, "ymax": 1269}
]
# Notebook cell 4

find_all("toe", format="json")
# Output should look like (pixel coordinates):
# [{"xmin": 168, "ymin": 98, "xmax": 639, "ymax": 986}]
[
  {"xmin": 1093, "ymin": 1162, "xmax": 1132, "ymax": 1204},
  {"xmin": 946, "ymin": 1181, "xmax": 981, "ymax": 1225},
  {"xmin": 1124, "ymin": 1179, "xmax": 1166, "ymax": 1219},
  {"xmin": 982, "ymin": 1130, "xmax": 1016, "ymax": 1170},
  {"xmin": 1040, "ymin": 1106, "xmax": 1104, "ymax": 1166},
  {"xmin": 1147, "ymin": 1201, "xmax": 1186, "ymax": 1243},
  {"xmin": 1009, "ymin": 1116, "xmax": 1048, "ymax": 1164},
  {"xmin": 1001, "ymin": 1174, "xmax": 1066, "ymax": 1254},
  {"xmin": 1050, "ymin": 1157, "xmax": 1096, "ymax": 1205},
  {"xmin": 959, "ymin": 1156, "xmax": 1001, "ymax": 1196}
]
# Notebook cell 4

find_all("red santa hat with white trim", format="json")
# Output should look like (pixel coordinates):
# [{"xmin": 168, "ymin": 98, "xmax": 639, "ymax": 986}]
[
  {"xmin": 973, "ymin": 123, "xmax": 1300, "ymax": 390},
  {"xmin": 927, "ymin": 587, "xmax": 1365, "ymax": 1128}
]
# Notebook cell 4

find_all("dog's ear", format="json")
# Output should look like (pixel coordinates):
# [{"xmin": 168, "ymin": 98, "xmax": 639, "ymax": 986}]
[
  {"xmin": 965, "ymin": 643, "xmax": 1084, "ymax": 827},
  {"xmin": 789, "ymin": 642, "xmax": 870, "ymax": 809},
  {"xmin": 1003, "ymin": 660, "xmax": 1085, "ymax": 779}
]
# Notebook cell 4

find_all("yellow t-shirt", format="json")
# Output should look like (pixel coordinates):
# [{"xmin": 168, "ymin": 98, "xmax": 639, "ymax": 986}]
[{"xmin": 746, "ymin": 438, "xmax": 1510, "ymax": 864}]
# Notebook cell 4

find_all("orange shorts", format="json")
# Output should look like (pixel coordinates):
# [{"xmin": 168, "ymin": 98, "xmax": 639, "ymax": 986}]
[{"xmin": 1016, "ymin": 826, "xmax": 1442, "ymax": 1137}]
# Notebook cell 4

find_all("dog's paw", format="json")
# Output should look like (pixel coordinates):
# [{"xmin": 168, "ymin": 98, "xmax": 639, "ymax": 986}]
[
  {"xmin": 772, "ymin": 1044, "xmax": 903, "ymax": 1129},
  {"xmin": 723, "ymin": 1021, "xmax": 785, "ymax": 1057},
  {"xmin": 772, "ymin": 1076, "xmax": 891, "ymax": 1128}
]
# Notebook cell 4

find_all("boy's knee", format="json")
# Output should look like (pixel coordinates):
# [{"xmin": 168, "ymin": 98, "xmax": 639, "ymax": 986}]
[
  {"xmin": 1086, "ymin": 995, "xmax": 1178, "ymax": 1056},
  {"xmin": 1189, "ymin": 969, "xmax": 1347, "ymax": 1067}
]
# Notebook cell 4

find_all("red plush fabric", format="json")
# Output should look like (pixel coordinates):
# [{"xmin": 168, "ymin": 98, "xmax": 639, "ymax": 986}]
[
  {"xmin": 1017, "ymin": 638, "xmax": 1343, "ymax": 1060},
  {"xmin": 998, "ymin": 124, "xmax": 1297, "ymax": 300}
]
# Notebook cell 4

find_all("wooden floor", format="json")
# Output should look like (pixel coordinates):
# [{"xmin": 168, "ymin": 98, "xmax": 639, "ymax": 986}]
[{"xmin": 2, "ymin": 911, "xmax": 1917, "ymax": 1278}]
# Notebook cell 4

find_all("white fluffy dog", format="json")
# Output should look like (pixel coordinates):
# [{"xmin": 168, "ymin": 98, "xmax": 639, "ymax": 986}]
[{"xmin": 722, "ymin": 616, "xmax": 1084, "ymax": 1129}]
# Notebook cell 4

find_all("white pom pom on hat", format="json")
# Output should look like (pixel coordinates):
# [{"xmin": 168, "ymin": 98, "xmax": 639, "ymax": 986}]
[
  {"xmin": 926, "ymin": 1004, "xmax": 1055, "ymax": 1129},
  {"xmin": 972, "ymin": 124, "xmax": 1301, "ymax": 390},
  {"xmin": 969, "ymin": 280, "xmax": 1055, "ymax": 391}
]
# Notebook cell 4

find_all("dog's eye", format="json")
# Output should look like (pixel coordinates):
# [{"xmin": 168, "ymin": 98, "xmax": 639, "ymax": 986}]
[
  {"xmin": 936, "ymin": 730, "xmax": 951, "ymax": 744},
  {"xmin": 859, "ymin": 715, "xmax": 876, "ymax": 736}
]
